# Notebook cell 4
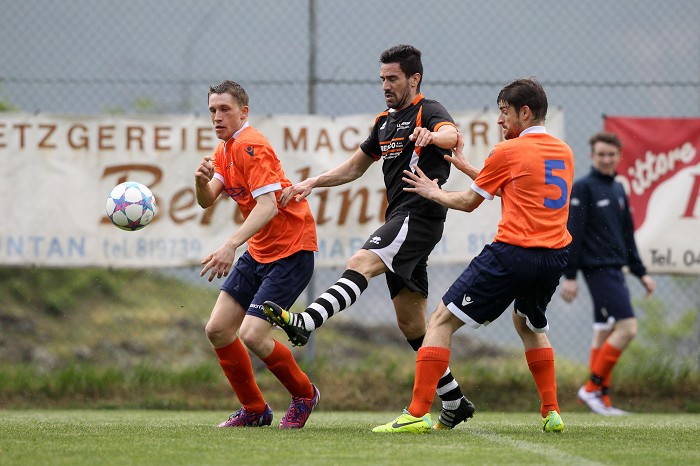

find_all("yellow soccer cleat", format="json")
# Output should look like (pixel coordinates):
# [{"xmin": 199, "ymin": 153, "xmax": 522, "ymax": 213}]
[
  {"xmin": 372, "ymin": 409, "xmax": 432, "ymax": 433},
  {"xmin": 542, "ymin": 410, "xmax": 565, "ymax": 433}
]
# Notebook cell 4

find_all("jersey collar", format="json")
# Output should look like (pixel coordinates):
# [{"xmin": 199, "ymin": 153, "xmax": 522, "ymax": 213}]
[
  {"xmin": 388, "ymin": 93, "xmax": 424, "ymax": 113},
  {"xmin": 224, "ymin": 121, "xmax": 250, "ymax": 144},
  {"xmin": 520, "ymin": 125, "xmax": 547, "ymax": 136}
]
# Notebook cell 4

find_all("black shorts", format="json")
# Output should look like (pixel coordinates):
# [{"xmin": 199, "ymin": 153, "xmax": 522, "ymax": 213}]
[
  {"xmin": 362, "ymin": 211, "xmax": 444, "ymax": 298},
  {"xmin": 442, "ymin": 242, "xmax": 569, "ymax": 332},
  {"xmin": 583, "ymin": 267, "xmax": 635, "ymax": 330}
]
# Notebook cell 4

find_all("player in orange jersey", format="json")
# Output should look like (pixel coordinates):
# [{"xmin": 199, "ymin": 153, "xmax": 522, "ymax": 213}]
[
  {"xmin": 194, "ymin": 80, "xmax": 319, "ymax": 429},
  {"xmin": 373, "ymin": 78, "xmax": 573, "ymax": 433}
]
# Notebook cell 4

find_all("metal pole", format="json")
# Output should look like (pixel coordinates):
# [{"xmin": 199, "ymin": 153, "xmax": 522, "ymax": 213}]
[
  {"xmin": 307, "ymin": 0, "xmax": 317, "ymax": 115},
  {"xmin": 304, "ymin": 0, "xmax": 318, "ymax": 366}
]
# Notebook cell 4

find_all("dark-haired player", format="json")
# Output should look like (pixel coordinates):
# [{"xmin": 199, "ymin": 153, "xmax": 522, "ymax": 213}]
[
  {"xmin": 264, "ymin": 44, "xmax": 474, "ymax": 430},
  {"xmin": 374, "ymin": 78, "xmax": 573, "ymax": 433}
]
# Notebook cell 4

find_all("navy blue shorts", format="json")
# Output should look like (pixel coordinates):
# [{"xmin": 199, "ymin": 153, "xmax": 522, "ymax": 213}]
[
  {"xmin": 442, "ymin": 242, "xmax": 568, "ymax": 332},
  {"xmin": 221, "ymin": 250, "xmax": 314, "ymax": 321},
  {"xmin": 582, "ymin": 267, "xmax": 635, "ymax": 329}
]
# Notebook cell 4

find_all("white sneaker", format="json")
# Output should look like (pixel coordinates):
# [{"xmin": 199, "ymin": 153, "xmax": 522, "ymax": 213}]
[{"xmin": 577, "ymin": 385, "xmax": 611, "ymax": 415}]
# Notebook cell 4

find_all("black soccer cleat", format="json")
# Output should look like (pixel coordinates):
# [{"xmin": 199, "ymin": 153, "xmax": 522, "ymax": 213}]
[
  {"xmin": 434, "ymin": 397, "xmax": 475, "ymax": 430},
  {"xmin": 263, "ymin": 301, "xmax": 311, "ymax": 347}
]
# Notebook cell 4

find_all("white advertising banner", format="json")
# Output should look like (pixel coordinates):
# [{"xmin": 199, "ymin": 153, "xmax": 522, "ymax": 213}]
[{"xmin": 0, "ymin": 109, "xmax": 564, "ymax": 268}]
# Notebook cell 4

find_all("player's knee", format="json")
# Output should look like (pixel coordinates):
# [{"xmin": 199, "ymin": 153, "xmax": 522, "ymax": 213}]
[
  {"xmin": 238, "ymin": 326, "xmax": 264, "ymax": 352},
  {"xmin": 397, "ymin": 319, "xmax": 424, "ymax": 340},
  {"xmin": 621, "ymin": 325, "xmax": 638, "ymax": 341},
  {"xmin": 346, "ymin": 250, "xmax": 382, "ymax": 277},
  {"xmin": 205, "ymin": 320, "xmax": 229, "ymax": 346}
]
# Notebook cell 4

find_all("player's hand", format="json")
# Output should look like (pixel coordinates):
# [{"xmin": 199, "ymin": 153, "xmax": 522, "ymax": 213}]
[
  {"xmin": 195, "ymin": 156, "xmax": 215, "ymax": 185},
  {"xmin": 560, "ymin": 279, "xmax": 578, "ymax": 303},
  {"xmin": 409, "ymin": 127, "xmax": 434, "ymax": 147},
  {"xmin": 446, "ymin": 132, "xmax": 470, "ymax": 173},
  {"xmin": 641, "ymin": 274, "xmax": 656, "ymax": 297},
  {"xmin": 402, "ymin": 165, "xmax": 440, "ymax": 200},
  {"xmin": 199, "ymin": 243, "xmax": 236, "ymax": 282},
  {"xmin": 279, "ymin": 178, "xmax": 315, "ymax": 207}
]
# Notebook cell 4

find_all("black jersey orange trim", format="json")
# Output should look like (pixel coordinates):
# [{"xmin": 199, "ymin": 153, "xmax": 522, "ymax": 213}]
[
  {"xmin": 373, "ymin": 111, "xmax": 389, "ymax": 126},
  {"xmin": 434, "ymin": 121, "xmax": 457, "ymax": 131}
]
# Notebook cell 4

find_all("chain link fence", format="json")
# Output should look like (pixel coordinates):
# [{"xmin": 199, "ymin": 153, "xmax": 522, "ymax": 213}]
[{"xmin": 2, "ymin": 0, "xmax": 699, "ymax": 364}]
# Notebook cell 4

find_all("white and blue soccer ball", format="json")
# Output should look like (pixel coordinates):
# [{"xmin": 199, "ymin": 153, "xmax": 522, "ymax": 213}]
[{"xmin": 105, "ymin": 181, "xmax": 157, "ymax": 231}]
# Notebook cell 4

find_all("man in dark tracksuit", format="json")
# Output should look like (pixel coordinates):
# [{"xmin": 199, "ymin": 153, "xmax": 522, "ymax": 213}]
[{"xmin": 560, "ymin": 131, "xmax": 655, "ymax": 415}]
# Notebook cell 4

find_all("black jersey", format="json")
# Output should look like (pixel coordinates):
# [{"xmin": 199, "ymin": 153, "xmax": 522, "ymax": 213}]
[{"xmin": 360, "ymin": 93, "xmax": 456, "ymax": 219}]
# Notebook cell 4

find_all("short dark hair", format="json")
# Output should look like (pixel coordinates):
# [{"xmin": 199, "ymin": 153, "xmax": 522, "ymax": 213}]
[
  {"xmin": 589, "ymin": 132, "xmax": 622, "ymax": 151},
  {"xmin": 208, "ymin": 80, "xmax": 249, "ymax": 107},
  {"xmin": 380, "ymin": 44, "xmax": 423, "ymax": 90},
  {"xmin": 497, "ymin": 78, "xmax": 548, "ymax": 122}
]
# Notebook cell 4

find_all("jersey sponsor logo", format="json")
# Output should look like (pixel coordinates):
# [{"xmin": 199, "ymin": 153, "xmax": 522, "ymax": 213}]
[
  {"xmin": 380, "ymin": 140, "xmax": 403, "ymax": 153},
  {"xmin": 396, "ymin": 121, "xmax": 411, "ymax": 130},
  {"xmin": 224, "ymin": 186, "xmax": 247, "ymax": 201},
  {"xmin": 244, "ymin": 146, "xmax": 255, "ymax": 157},
  {"xmin": 596, "ymin": 199, "xmax": 610, "ymax": 208}
]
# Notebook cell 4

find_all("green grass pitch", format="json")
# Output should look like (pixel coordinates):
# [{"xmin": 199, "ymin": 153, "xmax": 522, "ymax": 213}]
[{"xmin": 1, "ymin": 410, "xmax": 699, "ymax": 465}]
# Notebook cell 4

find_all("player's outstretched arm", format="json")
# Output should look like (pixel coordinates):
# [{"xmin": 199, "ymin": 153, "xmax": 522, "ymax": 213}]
[
  {"xmin": 403, "ymin": 165, "xmax": 484, "ymax": 212},
  {"xmin": 409, "ymin": 124, "xmax": 458, "ymax": 149},
  {"xmin": 200, "ymin": 192, "xmax": 277, "ymax": 282},
  {"xmin": 447, "ymin": 132, "xmax": 480, "ymax": 180},
  {"xmin": 279, "ymin": 148, "xmax": 374, "ymax": 207}
]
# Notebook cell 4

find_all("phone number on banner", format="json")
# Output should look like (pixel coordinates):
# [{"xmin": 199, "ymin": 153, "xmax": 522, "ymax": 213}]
[{"xmin": 102, "ymin": 237, "xmax": 203, "ymax": 261}]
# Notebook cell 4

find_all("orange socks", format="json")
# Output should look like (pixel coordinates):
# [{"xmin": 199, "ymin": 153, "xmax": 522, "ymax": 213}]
[
  {"xmin": 215, "ymin": 339, "xmax": 267, "ymax": 413},
  {"xmin": 525, "ymin": 347, "xmax": 559, "ymax": 417},
  {"xmin": 408, "ymin": 347, "xmax": 451, "ymax": 417},
  {"xmin": 586, "ymin": 342, "xmax": 622, "ymax": 393},
  {"xmin": 262, "ymin": 340, "xmax": 314, "ymax": 399}
]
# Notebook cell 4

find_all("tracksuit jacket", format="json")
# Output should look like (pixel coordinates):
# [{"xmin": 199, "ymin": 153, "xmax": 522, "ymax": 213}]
[{"xmin": 563, "ymin": 168, "xmax": 647, "ymax": 280}]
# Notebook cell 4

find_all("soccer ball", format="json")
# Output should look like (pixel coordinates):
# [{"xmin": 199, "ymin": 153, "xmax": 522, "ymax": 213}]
[{"xmin": 105, "ymin": 181, "xmax": 157, "ymax": 231}]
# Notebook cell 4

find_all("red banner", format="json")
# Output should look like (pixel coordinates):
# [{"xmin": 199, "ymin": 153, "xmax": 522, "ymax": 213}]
[{"xmin": 604, "ymin": 117, "xmax": 700, "ymax": 274}]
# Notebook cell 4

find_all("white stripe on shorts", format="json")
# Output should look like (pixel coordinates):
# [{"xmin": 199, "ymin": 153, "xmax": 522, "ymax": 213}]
[
  {"xmin": 447, "ymin": 301, "xmax": 487, "ymax": 329},
  {"xmin": 368, "ymin": 214, "xmax": 410, "ymax": 273}
]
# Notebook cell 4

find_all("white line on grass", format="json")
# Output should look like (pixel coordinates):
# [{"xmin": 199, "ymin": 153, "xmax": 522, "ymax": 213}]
[{"xmin": 469, "ymin": 429, "xmax": 606, "ymax": 466}]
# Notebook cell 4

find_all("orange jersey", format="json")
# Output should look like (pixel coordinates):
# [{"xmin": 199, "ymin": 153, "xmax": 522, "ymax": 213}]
[
  {"xmin": 212, "ymin": 123, "xmax": 317, "ymax": 263},
  {"xmin": 472, "ymin": 129, "xmax": 573, "ymax": 248}
]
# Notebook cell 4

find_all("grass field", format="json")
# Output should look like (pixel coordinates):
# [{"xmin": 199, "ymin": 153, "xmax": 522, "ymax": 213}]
[{"xmin": 1, "ymin": 410, "xmax": 699, "ymax": 465}]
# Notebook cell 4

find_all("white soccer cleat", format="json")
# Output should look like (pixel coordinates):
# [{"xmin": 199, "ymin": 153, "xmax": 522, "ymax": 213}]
[{"xmin": 577, "ymin": 385, "xmax": 612, "ymax": 415}]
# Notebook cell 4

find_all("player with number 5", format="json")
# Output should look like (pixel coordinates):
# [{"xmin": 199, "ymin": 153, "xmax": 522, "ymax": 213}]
[{"xmin": 373, "ymin": 78, "xmax": 574, "ymax": 433}]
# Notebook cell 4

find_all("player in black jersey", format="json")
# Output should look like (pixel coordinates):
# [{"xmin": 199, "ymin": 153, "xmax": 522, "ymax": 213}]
[{"xmin": 264, "ymin": 44, "xmax": 474, "ymax": 430}]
